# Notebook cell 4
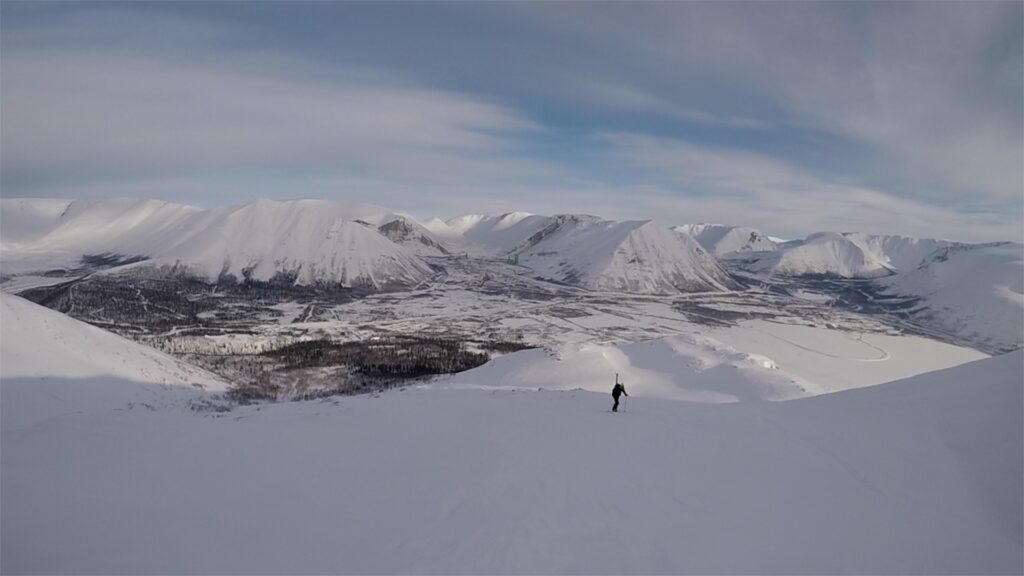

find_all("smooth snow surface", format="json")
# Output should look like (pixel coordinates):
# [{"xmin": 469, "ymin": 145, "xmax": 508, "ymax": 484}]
[
  {"xmin": 446, "ymin": 212, "xmax": 551, "ymax": 252},
  {"xmin": 2, "ymin": 350, "xmax": 1020, "ymax": 574},
  {"xmin": 442, "ymin": 321, "xmax": 987, "ymax": 401},
  {"xmin": 0, "ymin": 293, "xmax": 227, "ymax": 428}
]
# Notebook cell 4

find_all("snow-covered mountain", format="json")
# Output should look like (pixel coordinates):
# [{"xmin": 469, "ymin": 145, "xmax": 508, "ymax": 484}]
[
  {"xmin": 420, "ymin": 216, "xmax": 459, "ymax": 239},
  {"xmin": 1, "ymin": 198, "xmax": 441, "ymax": 289},
  {"xmin": 1, "ymin": 293, "xmax": 227, "ymax": 428},
  {"xmin": 673, "ymin": 223, "xmax": 778, "ymax": 256},
  {"xmin": 446, "ymin": 211, "xmax": 551, "ymax": 251},
  {"xmin": 0, "ymin": 198, "xmax": 205, "ymax": 274},
  {"xmin": 878, "ymin": 242, "xmax": 1023, "ymax": 351},
  {"xmin": 744, "ymin": 232, "xmax": 893, "ymax": 277},
  {"xmin": 508, "ymin": 214, "xmax": 740, "ymax": 293},
  {"xmin": 741, "ymin": 231, "xmax": 960, "ymax": 278},
  {"xmin": 376, "ymin": 216, "xmax": 449, "ymax": 256},
  {"xmin": 135, "ymin": 200, "xmax": 437, "ymax": 288},
  {"xmin": 439, "ymin": 212, "xmax": 739, "ymax": 293},
  {"xmin": 844, "ymin": 233, "xmax": 958, "ymax": 271}
]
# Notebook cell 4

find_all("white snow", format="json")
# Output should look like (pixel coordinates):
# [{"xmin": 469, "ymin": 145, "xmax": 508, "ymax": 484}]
[
  {"xmin": 673, "ymin": 223, "xmax": 778, "ymax": 256},
  {"xmin": 879, "ymin": 242, "xmax": 1024, "ymax": 351},
  {"xmin": 2, "ymin": 338, "xmax": 1020, "ymax": 574},
  {"xmin": 420, "ymin": 216, "xmax": 459, "ymax": 238},
  {"xmin": 140, "ymin": 201, "xmax": 435, "ymax": 288},
  {"xmin": 1, "ymin": 198, "xmax": 438, "ymax": 289},
  {"xmin": 2, "ymin": 198, "xmax": 1022, "ymax": 573},
  {"xmin": 845, "ymin": 233, "xmax": 956, "ymax": 271},
  {"xmin": 747, "ymin": 231, "xmax": 895, "ymax": 278},
  {"xmin": 0, "ymin": 198, "xmax": 74, "ymax": 246},
  {"xmin": 433, "ymin": 212, "xmax": 741, "ymax": 293},
  {"xmin": 511, "ymin": 215, "xmax": 738, "ymax": 293},
  {"xmin": 744, "ymin": 231, "xmax": 959, "ymax": 278},
  {"xmin": 0, "ymin": 293, "xmax": 227, "ymax": 429},
  {"xmin": 447, "ymin": 212, "xmax": 552, "ymax": 253},
  {"xmin": 441, "ymin": 320, "xmax": 987, "ymax": 401}
]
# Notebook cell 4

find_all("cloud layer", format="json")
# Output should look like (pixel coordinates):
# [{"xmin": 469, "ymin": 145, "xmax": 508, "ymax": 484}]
[{"xmin": 1, "ymin": 3, "xmax": 1020, "ymax": 242}]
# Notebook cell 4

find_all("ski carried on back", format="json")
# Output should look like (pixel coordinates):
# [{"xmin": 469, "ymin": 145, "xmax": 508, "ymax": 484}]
[{"xmin": 611, "ymin": 372, "xmax": 627, "ymax": 412}]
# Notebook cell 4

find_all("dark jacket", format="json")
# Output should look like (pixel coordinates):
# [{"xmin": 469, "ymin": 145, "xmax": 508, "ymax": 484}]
[{"xmin": 612, "ymin": 383, "xmax": 627, "ymax": 398}]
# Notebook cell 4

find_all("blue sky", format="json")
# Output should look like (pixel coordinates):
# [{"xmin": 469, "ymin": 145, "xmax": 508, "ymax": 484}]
[{"xmin": 2, "ymin": 1, "xmax": 1021, "ymax": 242}]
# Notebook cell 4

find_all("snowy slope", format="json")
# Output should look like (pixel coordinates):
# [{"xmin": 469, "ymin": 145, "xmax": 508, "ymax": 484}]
[
  {"xmin": 0, "ymin": 293, "xmax": 227, "ymax": 428},
  {"xmin": 0, "ymin": 198, "xmax": 75, "ymax": 246},
  {"xmin": 1, "ymin": 198, "xmax": 438, "ymax": 289},
  {"xmin": 846, "ymin": 233, "xmax": 956, "ymax": 271},
  {"xmin": 134, "ymin": 200, "xmax": 435, "ymax": 288},
  {"xmin": 377, "ymin": 215, "xmax": 449, "ymax": 256},
  {"xmin": 673, "ymin": 223, "xmax": 778, "ymax": 256},
  {"xmin": 420, "ymin": 217, "xmax": 459, "ymax": 239},
  {"xmin": 878, "ymin": 242, "xmax": 1024, "ymax": 351},
  {"xmin": 0, "ymin": 198, "xmax": 204, "ymax": 274},
  {"xmin": 3, "ymin": 350, "xmax": 1019, "ymax": 574},
  {"xmin": 743, "ymin": 231, "xmax": 958, "ymax": 278},
  {"xmin": 511, "ymin": 215, "xmax": 739, "ymax": 293},
  {"xmin": 442, "ymin": 322, "xmax": 987, "ymax": 401},
  {"xmin": 447, "ymin": 211, "xmax": 551, "ymax": 252},
  {"xmin": 746, "ymin": 231, "xmax": 896, "ymax": 278}
]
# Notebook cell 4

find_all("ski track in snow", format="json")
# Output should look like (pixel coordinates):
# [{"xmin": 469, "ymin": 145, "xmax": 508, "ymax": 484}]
[{"xmin": 748, "ymin": 321, "xmax": 889, "ymax": 362}]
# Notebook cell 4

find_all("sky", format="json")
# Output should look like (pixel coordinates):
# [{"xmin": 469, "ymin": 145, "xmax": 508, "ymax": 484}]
[{"xmin": 1, "ymin": 1, "xmax": 1021, "ymax": 242}]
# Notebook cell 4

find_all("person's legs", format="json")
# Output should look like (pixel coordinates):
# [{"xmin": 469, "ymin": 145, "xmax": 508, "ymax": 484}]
[{"xmin": 612, "ymin": 396, "xmax": 619, "ymax": 412}]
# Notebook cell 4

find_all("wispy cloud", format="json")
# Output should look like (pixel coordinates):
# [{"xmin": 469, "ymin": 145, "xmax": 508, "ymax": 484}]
[
  {"xmin": 1, "ymin": 3, "xmax": 1020, "ymax": 243},
  {"xmin": 577, "ymin": 80, "xmax": 772, "ymax": 130},
  {"xmin": 514, "ymin": 2, "xmax": 1023, "ymax": 207},
  {"xmin": 600, "ymin": 133, "xmax": 1022, "ymax": 243},
  {"xmin": 2, "ymin": 50, "xmax": 553, "ymax": 194}
]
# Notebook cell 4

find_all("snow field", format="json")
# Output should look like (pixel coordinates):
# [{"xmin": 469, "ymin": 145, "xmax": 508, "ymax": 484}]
[
  {"xmin": 1, "ymin": 294, "xmax": 1020, "ymax": 573},
  {"xmin": 1, "ymin": 293, "xmax": 227, "ymax": 428},
  {"xmin": 3, "ymin": 352, "xmax": 1021, "ymax": 574},
  {"xmin": 441, "ymin": 320, "xmax": 987, "ymax": 402}
]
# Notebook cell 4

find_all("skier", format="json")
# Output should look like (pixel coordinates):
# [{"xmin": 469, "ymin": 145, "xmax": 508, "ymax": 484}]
[{"xmin": 611, "ymin": 374, "xmax": 627, "ymax": 412}]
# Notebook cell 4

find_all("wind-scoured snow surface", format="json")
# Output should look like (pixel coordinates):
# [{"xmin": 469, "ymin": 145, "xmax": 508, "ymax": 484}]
[
  {"xmin": 673, "ymin": 223, "xmax": 778, "ymax": 256},
  {"xmin": 0, "ymin": 198, "xmax": 440, "ymax": 288},
  {"xmin": 880, "ymin": 242, "xmax": 1024, "ymax": 351},
  {"xmin": 0, "ymin": 293, "xmax": 227, "ymax": 429}
]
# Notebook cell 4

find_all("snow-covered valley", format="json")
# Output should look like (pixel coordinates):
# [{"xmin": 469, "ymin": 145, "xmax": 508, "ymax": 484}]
[{"xmin": 2, "ymin": 197, "xmax": 1022, "ymax": 574}]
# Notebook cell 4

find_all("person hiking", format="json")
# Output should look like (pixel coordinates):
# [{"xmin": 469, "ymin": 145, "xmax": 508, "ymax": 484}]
[{"xmin": 611, "ymin": 374, "xmax": 627, "ymax": 412}]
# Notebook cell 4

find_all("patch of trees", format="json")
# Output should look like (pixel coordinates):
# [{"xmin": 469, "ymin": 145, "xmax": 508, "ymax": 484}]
[
  {"xmin": 266, "ymin": 336, "xmax": 490, "ymax": 378},
  {"xmin": 224, "ymin": 336, "xmax": 496, "ymax": 403},
  {"xmin": 477, "ymin": 339, "xmax": 535, "ymax": 354}
]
